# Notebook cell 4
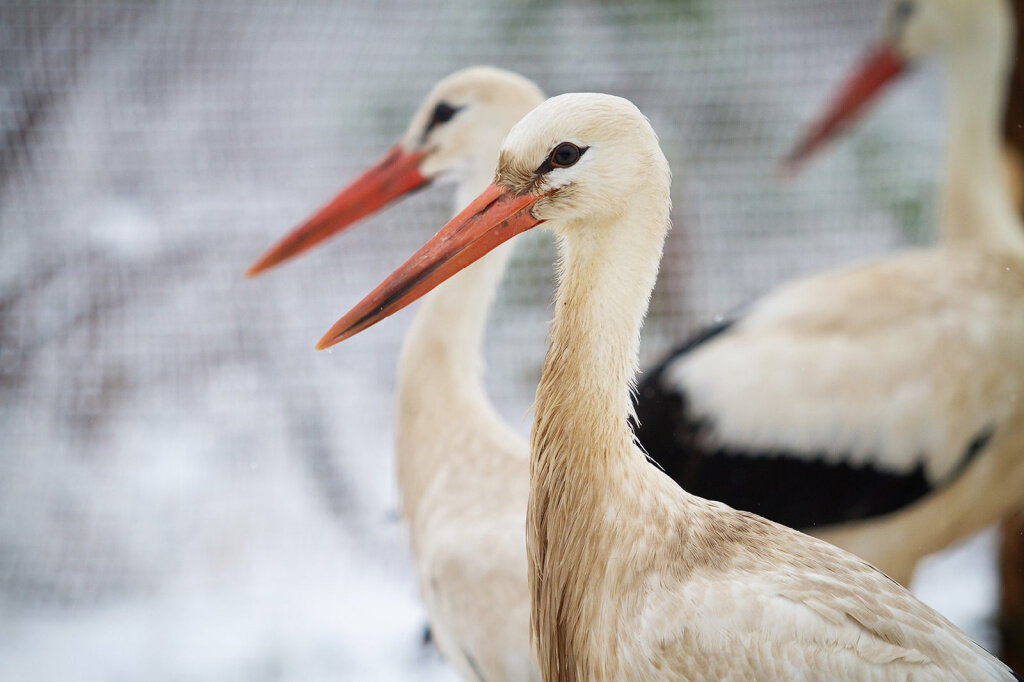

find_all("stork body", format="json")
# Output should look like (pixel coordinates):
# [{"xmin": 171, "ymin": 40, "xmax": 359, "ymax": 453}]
[
  {"xmin": 324, "ymin": 92, "xmax": 1018, "ymax": 681},
  {"xmin": 638, "ymin": 245, "xmax": 1024, "ymax": 583},
  {"xmin": 634, "ymin": 0, "xmax": 1024, "ymax": 585}
]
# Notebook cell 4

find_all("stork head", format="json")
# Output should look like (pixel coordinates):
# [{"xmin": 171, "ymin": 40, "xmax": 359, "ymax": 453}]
[
  {"xmin": 316, "ymin": 92, "xmax": 671, "ymax": 349},
  {"xmin": 246, "ymin": 66, "xmax": 545, "ymax": 277},
  {"xmin": 401, "ymin": 66, "xmax": 547, "ymax": 186},
  {"xmin": 494, "ymin": 92, "xmax": 670, "ymax": 230},
  {"xmin": 783, "ymin": 0, "xmax": 1012, "ymax": 170},
  {"xmin": 880, "ymin": 0, "xmax": 1010, "ymax": 62}
]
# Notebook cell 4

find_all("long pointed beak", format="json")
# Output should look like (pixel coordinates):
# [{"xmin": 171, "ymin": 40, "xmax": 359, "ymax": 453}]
[
  {"xmin": 316, "ymin": 184, "xmax": 545, "ymax": 350},
  {"xmin": 783, "ymin": 46, "xmax": 907, "ymax": 172},
  {"xmin": 246, "ymin": 145, "xmax": 428, "ymax": 277}
]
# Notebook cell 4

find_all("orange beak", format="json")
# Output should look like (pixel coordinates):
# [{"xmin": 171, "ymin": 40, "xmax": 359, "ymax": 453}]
[
  {"xmin": 316, "ymin": 183, "xmax": 545, "ymax": 350},
  {"xmin": 246, "ymin": 145, "xmax": 428, "ymax": 277},
  {"xmin": 783, "ymin": 46, "xmax": 907, "ymax": 172}
]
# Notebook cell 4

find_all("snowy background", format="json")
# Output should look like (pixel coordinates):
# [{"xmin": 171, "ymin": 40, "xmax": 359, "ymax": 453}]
[{"xmin": 0, "ymin": 0, "xmax": 1001, "ymax": 679}]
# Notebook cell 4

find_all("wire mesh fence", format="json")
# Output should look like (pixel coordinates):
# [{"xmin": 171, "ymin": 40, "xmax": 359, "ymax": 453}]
[{"xmin": 0, "ymin": 0, "xmax": 988, "ymax": 679}]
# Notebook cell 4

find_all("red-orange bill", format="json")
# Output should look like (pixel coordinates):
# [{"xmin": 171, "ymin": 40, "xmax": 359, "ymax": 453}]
[
  {"xmin": 316, "ymin": 184, "xmax": 545, "ymax": 349},
  {"xmin": 783, "ymin": 46, "xmax": 907, "ymax": 172},
  {"xmin": 246, "ymin": 145, "xmax": 428, "ymax": 277}
]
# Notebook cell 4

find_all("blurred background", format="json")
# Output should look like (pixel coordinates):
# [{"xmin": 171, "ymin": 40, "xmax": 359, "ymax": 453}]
[{"xmin": 0, "ymin": 0, "xmax": 1018, "ymax": 679}]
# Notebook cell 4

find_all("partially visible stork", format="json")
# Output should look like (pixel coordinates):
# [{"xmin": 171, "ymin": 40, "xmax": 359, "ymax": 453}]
[
  {"xmin": 321, "ymin": 91, "xmax": 1019, "ymax": 681},
  {"xmin": 249, "ymin": 67, "xmax": 546, "ymax": 681},
  {"xmin": 633, "ymin": 0, "xmax": 1024, "ymax": 587}
]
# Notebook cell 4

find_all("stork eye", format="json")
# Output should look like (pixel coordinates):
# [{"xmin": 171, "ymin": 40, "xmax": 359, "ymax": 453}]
[
  {"xmin": 535, "ymin": 142, "xmax": 588, "ymax": 175},
  {"xmin": 893, "ymin": 0, "xmax": 914, "ymax": 21},
  {"xmin": 423, "ymin": 102, "xmax": 462, "ymax": 139},
  {"xmin": 549, "ymin": 142, "xmax": 582, "ymax": 168},
  {"xmin": 431, "ymin": 102, "xmax": 458, "ymax": 125}
]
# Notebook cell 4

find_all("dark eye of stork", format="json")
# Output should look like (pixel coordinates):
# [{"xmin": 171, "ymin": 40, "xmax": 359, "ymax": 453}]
[
  {"xmin": 423, "ymin": 101, "xmax": 461, "ymax": 139},
  {"xmin": 893, "ymin": 0, "xmax": 914, "ymax": 22},
  {"xmin": 537, "ymin": 142, "xmax": 587, "ymax": 174},
  {"xmin": 550, "ymin": 142, "xmax": 582, "ymax": 168}
]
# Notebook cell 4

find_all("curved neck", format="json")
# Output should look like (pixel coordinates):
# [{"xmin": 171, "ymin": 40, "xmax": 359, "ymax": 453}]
[
  {"xmin": 531, "ymin": 228, "xmax": 659, "ymax": 462},
  {"xmin": 397, "ymin": 166, "xmax": 513, "ymax": 399},
  {"xmin": 527, "ymin": 198, "xmax": 670, "ymax": 680},
  {"xmin": 394, "ymin": 164, "xmax": 514, "ymax": 514},
  {"xmin": 530, "ymin": 191, "xmax": 670, "ymax": 476},
  {"xmin": 940, "ymin": 17, "xmax": 1024, "ymax": 254}
]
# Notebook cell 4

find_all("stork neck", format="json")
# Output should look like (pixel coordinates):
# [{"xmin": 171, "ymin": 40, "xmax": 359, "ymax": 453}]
[
  {"xmin": 940, "ymin": 21, "xmax": 1024, "ymax": 254},
  {"xmin": 393, "ymin": 167, "xmax": 514, "ymax": 518},
  {"xmin": 527, "ymin": 199, "xmax": 670, "ymax": 680},
  {"xmin": 531, "ymin": 206, "xmax": 668, "ymax": 480},
  {"xmin": 397, "ymin": 168, "xmax": 512, "ymax": 401}
]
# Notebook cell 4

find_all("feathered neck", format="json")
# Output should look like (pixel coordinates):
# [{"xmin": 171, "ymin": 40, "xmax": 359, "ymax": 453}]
[
  {"xmin": 394, "ymin": 163, "xmax": 515, "ymax": 518},
  {"xmin": 940, "ymin": 14, "xmax": 1024, "ymax": 254},
  {"xmin": 527, "ymin": 193, "xmax": 670, "ymax": 680}
]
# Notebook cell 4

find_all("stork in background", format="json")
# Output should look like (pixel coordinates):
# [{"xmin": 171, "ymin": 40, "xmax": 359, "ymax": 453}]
[
  {"xmin": 783, "ymin": 0, "xmax": 1024, "ymax": 664},
  {"xmin": 788, "ymin": 3, "xmax": 1024, "ymax": 665},
  {"xmin": 322, "ymin": 92, "xmax": 1019, "ymax": 681},
  {"xmin": 250, "ymin": 66, "xmax": 548, "ymax": 681},
  {"xmin": 633, "ymin": 0, "xmax": 1024, "ymax": 591}
]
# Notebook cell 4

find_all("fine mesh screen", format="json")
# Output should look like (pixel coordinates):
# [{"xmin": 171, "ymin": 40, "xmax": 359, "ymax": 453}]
[{"xmin": 0, "ymin": 1, "xmax": 995, "ymax": 679}]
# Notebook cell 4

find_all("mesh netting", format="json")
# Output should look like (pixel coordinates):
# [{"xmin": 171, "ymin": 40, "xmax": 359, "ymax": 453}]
[{"xmin": 0, "ymin": 1, "xmax": 997, "ymax": 679}]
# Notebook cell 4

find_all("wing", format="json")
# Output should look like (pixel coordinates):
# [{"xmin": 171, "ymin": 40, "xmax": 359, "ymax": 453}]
[
  {"xmin": 641, "ymin": 503, "xmax": 1016, "ymax": 680},
  {"xmin": 633, "ymin": 247, "xmax": 1024, "ymax": 529}
]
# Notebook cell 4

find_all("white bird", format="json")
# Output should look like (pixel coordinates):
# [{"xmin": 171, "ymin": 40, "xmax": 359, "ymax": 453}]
[
  {"xmin": 632, "ymin": 0, "xmax": 1024, "ymax": 586},
  {"xmin": 321, "ymin": 92, "xmax": 1019, "ymax": 681},
  {"xmin": 249, "ymin": 67, "xmax": 547, "ymax": 681}
]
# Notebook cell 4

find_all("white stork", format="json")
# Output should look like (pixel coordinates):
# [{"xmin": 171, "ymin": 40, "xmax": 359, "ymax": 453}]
[
  {"xmin": 632, "ymin": 0, "xmax": 1024, "ymax": 586},
  {"xmin": 249, "ymin": 67, "xmax": 546, "ymax": 681},
  {"xmin": 320, "ymin": 91, "xmax": 1019, "ymax": 681}
]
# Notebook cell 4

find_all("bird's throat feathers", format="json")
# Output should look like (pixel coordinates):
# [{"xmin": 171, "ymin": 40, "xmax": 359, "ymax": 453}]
[{"xmin": 526, "ymin": 206, "xmax": 669, "ymax": 680}]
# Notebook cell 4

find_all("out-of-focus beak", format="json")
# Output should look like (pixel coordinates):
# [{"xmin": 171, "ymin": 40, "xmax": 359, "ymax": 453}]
[
  {"xmin": 316, "ymin": 183, "xmax": 545, "ymax": 349},
  {"xmin": 246, "ymin": 145, "xmax": 428, "ymax": 277},
  {"xmin": 783, "ymin": 46, "xmax": 907, "ymax": 172}
]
